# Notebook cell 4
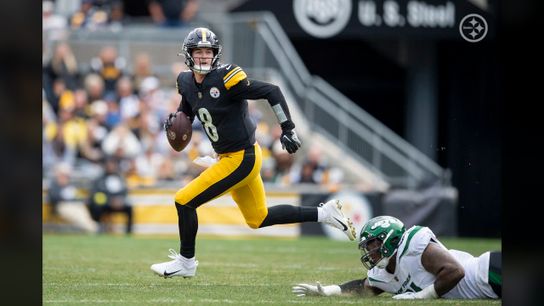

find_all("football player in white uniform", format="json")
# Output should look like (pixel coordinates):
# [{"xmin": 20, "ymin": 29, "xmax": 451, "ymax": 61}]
[{"xmin": 292, "ymin": 216, "xmax": 501, "ymax": 300}]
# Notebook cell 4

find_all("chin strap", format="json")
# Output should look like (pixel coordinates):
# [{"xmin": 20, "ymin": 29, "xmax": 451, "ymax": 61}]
[
  {"xmin": 192, "ymin": 65, "xmax": 212, "ymax": 75},
  {"xmin": 376, "ymin": 249, "xmax": 397, "ymax": 269}
]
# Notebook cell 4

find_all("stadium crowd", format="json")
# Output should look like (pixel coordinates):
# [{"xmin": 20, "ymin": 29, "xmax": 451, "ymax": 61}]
[{"xmin": 42, "ymin": 40, "xmax": 342, "ymax": 187}]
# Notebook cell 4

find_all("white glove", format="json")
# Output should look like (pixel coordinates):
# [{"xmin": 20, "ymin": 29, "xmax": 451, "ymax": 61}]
[
  {"xmin": 292, "ymin": 281, "xmax": 342, "ymax": 297},
  {"xmin": 193, "ymin": 155, "xmax": 217, "ymax": 168},
  {"xmin": 392, "ymin": 284, "xmax": 438, "ymax": 299}
]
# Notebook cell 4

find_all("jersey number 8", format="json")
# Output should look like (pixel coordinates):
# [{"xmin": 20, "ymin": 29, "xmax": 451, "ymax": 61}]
[{"xmin": 198, "ymin": 108, "xmax": 219, "ymax": 142}]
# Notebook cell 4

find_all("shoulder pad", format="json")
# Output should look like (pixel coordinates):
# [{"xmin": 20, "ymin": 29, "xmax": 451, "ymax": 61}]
[
  {"xmin": 177, "ymin": 71, "xmax": 193, "ymax": 94},
  {"xmin": 367, "ymin": 268, "xmax": 394, "ymax": 285},
  {"xmin": 398, "ymin": 226, "xmax": 434, "ymax": 259},
  {"xmin": 219, "ymin": 64, "xmax": 247, "ymax": 90}
]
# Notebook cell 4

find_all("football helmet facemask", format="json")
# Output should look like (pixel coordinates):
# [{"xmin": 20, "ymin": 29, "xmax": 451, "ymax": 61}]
[
  {"xmin": 358, "ymin": 216, "xmax": 405, "ymax": 270},
  {"xmin": 180, "ymin": 27, "xmax": 222, "ymax": 75}
]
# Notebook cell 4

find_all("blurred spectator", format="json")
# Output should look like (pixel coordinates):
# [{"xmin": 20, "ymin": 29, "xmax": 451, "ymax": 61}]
[
  {"xmin": 169, "ymin": 61, "xmax": 188, "ymax": 88},
  {"xmin": 70, "ymin": 0, "xmax": 106, "ymax": 30},
  {"xmin": 84, "ymin": 73, "xmax": 106, "ymax": 102},
  {"xmin": 70, "ymin": 0, "xmax": 124, "ymax": 31},
  {"xmin": 101, "ymin": 123, "xmax": 142, "ymax": 159},
  {"xmin": 43, "ymin": 42, "xmax": 80, "ymax": 110},
  {"xmin": 58, "ymin": 88, "xmax": 76, "ymax": 112},
  {"xmin": 255, "ymin": 121, "xmax": 273, "ymax": 149},
  {"xmin": 326, "ymin": 166, "xmax": 345, "ymax": 192},
  {"xmin": 139, "ymin": 76, "xmax": 172, "ymax": 132},
  {"xmin": 154, "ymin": 150, "xmax": 178, "ymax": 181},
  {"xmin": 51, "ymin": 105, "xmax": 102, "ymax": 167},
  {"xmin": 73, "ymin": 89, "xmax": 91, "ymax": 119},
  {"xmin": 90, "ymin": 45, "xmax": 126, "ymax": 95},
  {"xmin": 132, "ymin": 53, "xmax": 156, "ymax": 93},
  {"xmin": 139, "ymin": 76, "xmax": 160, "ymax": 102},
  {"xmin": 116, "ymin": 76, "xmax": 141, "ymax": 121},
  {"xmin": 47, "ymin": 163, "xmax": 99, "ymax": 233},
  {"xmin": 255, "ymin": 121, "xmax": 277, "ymax": 182},
  {"xmin": 134, "ymin": 99, "xmax": 161, "ymax": 149},
  {"xmin": 109, "ymin": 0, "xmax": 125, "ymax": 31},
  {"xmin": 270, "ymin": 125, "xmax": 295, "ymax": 184},
  {"xmin": 154, "ymin": 118, "xmax": 178, "ymax": 156},
  {"xmin": 291, "ymin": 145, "xmax": 330, "ymax": 185},
  {"xmin": 54, "ymin": 0, "xmax": 81, "ymax": 17},
  {"xmin": 104, "ymin": 96, "xmax": 122, "ymax": 129},
  {"xmin": 297, "ymin": 161, "xmax": 318, "ymax": 184},
  {"xmin": 43, "ymin": 1, "xmax": 68, "ymax": 40},
  {"xmin": 133, "ymin": 143, "xmax": 165, "ymax": 185},
  {"xmin": 45, "ymin": 78, "xmax": 65, "ymax": 116},
  {"xmin": 86, "ymin": 99, "xmax": 110, "ymax": 152},
  {"xmin": 261, "ymin": 157, "xmax": 277, "ymax": 183},
  {"xmin": 148, "ymin": 0, "xmax": 199, "ymax": 27},
  {"xmin": 87, "ymin": 157, "xmax": 133, "ymax": 234}
]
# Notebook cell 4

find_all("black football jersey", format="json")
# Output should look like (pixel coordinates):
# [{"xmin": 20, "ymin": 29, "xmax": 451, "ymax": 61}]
[{"xmin": 176, "ymin": 64, "xmax": 292, "ymax": 154}]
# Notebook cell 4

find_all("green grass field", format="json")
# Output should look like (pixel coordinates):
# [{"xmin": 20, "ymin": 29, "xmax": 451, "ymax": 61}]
[{"xmin": 43, "ymin": 234, "xmax": 501, "ymax": 305}]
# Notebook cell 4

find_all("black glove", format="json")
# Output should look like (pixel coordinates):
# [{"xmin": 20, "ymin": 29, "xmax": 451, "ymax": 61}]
[
  {"xmin": 280, "ymin": 129, "xmax": 302, "ymax": 154},
  {"xmin": 163, "ymin": 112, "xmax": 177, "ymax": 130}
]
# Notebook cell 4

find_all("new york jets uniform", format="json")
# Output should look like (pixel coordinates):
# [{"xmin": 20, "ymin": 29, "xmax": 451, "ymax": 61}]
[{"xmin": 367, "ymin": 226, "xmax": 499, "ymax": 299}]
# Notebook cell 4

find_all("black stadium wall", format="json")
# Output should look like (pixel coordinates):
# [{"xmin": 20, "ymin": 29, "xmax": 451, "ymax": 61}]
[{"xmin": 233, "ymin": 0, "xmax": 501, "ymax": 238}]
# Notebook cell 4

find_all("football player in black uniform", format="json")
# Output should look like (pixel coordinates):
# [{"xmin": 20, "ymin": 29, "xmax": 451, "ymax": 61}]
[{"xmin": 151, "ymin": 27, "xmax": 357, "ymax": 278}]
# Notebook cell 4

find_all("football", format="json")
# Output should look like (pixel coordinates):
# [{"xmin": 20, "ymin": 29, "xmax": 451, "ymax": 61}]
[{"xmin": 166, "ymin": 112, "xmax": 192, "ymax": 152}]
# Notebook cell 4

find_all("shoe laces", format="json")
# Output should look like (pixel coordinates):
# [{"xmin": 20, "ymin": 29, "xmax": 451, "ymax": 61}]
[{"xmin": 167, "ymin": 248, "xmax": 182, "ymax": 261}]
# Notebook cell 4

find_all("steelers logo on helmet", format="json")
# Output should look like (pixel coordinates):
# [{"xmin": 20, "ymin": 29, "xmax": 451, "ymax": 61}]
[
  {"xmin": 180, "ymin": 27, "xmax": 223, "ymax": 75},
  {"xmin": 209, "ymin": 87, "xmax": 220, "ymax": 98}
]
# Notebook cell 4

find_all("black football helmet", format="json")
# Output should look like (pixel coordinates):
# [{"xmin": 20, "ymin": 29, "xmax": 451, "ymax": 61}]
[{"xmin": 180, "ymin": 27, "xmax": 222, "ymax": 74}]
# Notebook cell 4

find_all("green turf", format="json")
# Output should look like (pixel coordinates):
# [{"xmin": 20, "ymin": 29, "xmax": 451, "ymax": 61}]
[{"xmin": 43, "ymin": 234, "xmax": 501, "ymax": 305}]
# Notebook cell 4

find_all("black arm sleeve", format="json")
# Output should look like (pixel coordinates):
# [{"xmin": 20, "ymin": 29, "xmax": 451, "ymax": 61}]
[
  {"xmin": 339, "ymin": 278, "xmax": 383, "ymax": 297},
  {"xmin": 339, "ymin": 279, "xmax": 366, "ymax": 295},
  {"xmin": 229, "ymin": 79, "xmax": 295, "ymax": 130}
]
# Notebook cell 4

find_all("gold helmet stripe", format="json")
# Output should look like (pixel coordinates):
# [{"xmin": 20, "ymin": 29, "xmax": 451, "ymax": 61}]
[{"xmin": 201, "ymin": 28, "xmax": 207, "ymax": 42}]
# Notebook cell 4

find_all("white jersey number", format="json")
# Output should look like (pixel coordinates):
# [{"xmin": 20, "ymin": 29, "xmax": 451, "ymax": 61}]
[{"xmin": 198, "ymin": 108, "xmax": 219, "ymax": 142}]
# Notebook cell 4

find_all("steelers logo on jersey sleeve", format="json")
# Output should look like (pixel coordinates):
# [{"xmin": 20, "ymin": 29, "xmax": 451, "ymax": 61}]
[{"xmin": 210, "ymin": 87, "xmax": 220, "ymax": 98}]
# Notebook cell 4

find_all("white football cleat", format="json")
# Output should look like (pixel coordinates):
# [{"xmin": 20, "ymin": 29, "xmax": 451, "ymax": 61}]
[
  {"xmin": 150, "ymin": 249, "xmax": 198, "ymax": 278},
  {"xmin": 320, "ymin": 199, "xmax": 356, "ymax": 241}
]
